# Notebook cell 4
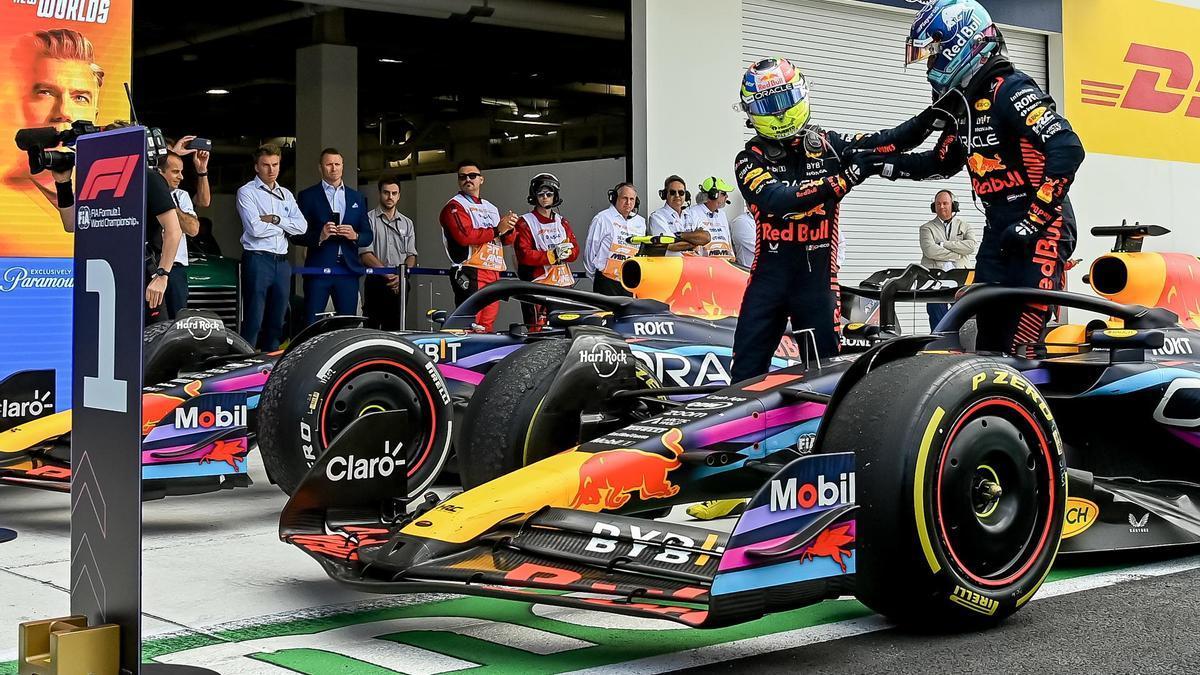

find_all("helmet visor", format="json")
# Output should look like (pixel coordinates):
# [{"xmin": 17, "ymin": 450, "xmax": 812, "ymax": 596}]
[
  {"xmin": 905, "ymin": 36, "xmax": 941, "ymax": 66},
  {"xmin": 743, "ymin": 83, "xmax": 807, "ymax": 116}
]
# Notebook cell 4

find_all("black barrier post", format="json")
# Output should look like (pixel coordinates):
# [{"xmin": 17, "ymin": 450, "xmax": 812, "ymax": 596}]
[
  {"xmin": 72, "ymin": 127, "xmax": 216, "ymax": 674},
  {"xmin": 72, "ymin": 126, "xmax": 147, "ymax": 672},
  {"xmin": 399, "ymin": 266, "xmax": 408, "ymax": 330}
]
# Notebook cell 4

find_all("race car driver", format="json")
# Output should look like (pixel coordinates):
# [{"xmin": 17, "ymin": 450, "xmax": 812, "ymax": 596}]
[
  {"xmin": 727, "ymin": 56, "xmax": 947, "ymax": 385},
  {"xmin": 513, "ymin": 172, "xmax": 579, "ymax": 329},
  {"xmin": 691, "ymin": 56, "xmax": 947, "ymax": 522},
  {"xmin": 874, "ymin": 0, "xmax": 1085, "ymax": 355}
]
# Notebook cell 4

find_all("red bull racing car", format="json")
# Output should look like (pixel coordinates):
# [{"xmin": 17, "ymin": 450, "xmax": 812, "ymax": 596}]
[{"xmin": 280, "ymin": 223, "xmax": 1200, "ymax": 628}]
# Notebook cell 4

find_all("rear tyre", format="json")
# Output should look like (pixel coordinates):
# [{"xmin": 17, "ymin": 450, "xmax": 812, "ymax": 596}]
[
  {"xmin": 143, "ymin": 311, "xmax": 255, "ymax": 385},
  {"xmin": 459, "ymin": 338, "xmax": 666, "ymax": 516},
  {"xmin": 823, "ymin": 354, "xmax": 1065, "ymax": 628},
  {"xmin": 258, "ymin": 328, "xmax": 452, "ymax": 497},
  {"xmin": 458, "ymin": 339, "xmax": 573, "ymax": 489}
]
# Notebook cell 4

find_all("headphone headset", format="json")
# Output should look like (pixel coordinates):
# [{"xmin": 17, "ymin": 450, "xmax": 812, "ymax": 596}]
[
  {"xmin": 698, "ymin": 176, "xmax": 731, "ymax": 206},
  {"xmin": 931, "ymin": 189, "xmax": 960, "ymax": 214},
  {"xmin": 608, "ymin": 182, "xmax": 641, "ymax": 213},
  {"xmin": 658, "ymin": 175, "xmax": 691, "ymax": 203},
  {"xmin": 527, "ymin": 172, "xmax": 563, "ymax": 207}
]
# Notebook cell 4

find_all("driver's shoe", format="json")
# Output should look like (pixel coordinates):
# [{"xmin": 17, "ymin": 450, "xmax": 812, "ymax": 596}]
[{"xmin": 685, "ymin": 499, "xmax": 746, "ymax": 521}]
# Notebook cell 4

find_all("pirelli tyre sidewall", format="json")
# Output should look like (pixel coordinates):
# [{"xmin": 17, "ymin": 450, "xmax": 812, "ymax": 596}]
[
  {"xmin": 840, "ymin": 353, "xmax": 1065, "ymax": 628},
  {"xmin": 258, "ymin": 328, "xmax": 452, "ymax": 497}
]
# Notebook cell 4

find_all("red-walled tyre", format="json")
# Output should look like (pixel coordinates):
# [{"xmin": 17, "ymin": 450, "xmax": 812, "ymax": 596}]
[{"xmin": 258, "ymin": 329, "xmax": 452, "ymax": 498}]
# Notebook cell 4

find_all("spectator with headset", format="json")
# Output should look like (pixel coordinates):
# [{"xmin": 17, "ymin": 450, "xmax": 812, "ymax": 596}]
[
  {"xmin": 584, "ymin": 182, "xmax": 646, "ymax": 297},
  {"xmin": 919, "ymin": 188, "xmax": 976, "ymax": 329},
  {"xmin": 685, "ymin": 176, "xmax": 737, "ymax": 259},
  {"xmin": 514, "ymin": 172, "xmax": 579, "ymax": 329},
  {"xmin": 647, "ymin": 175, "xmax": 710, "ymax": 254}
]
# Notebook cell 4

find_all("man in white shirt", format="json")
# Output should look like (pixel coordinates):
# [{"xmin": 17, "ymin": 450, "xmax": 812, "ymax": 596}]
[
  {"xmin": 685, "ymin": 177, "xmax": 736, "ymax": 259},
  {"xmin": 235, "ymin": 144, "xmax": 308, "ymax": 349},
  {"xmin": 919, "ymin": 189, "xmax": 976, "ymax": 330},
  {"xmin": 585, "ymin": 182, "xmax": 646, "ymax": 296},
  {"xmin": 157, "ymin": 152, "xmax": 201, "ymax": 319},
  {"xmin": 647, "ymin": 175, "xmax": 710, "ymax": 255},
  {"xmin": 730, "ymin": 208, "xmax": 756, "ymax": 267}
]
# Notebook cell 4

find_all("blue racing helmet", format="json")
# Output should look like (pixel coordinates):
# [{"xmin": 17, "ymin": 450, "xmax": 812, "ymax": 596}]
[{"xmin": 906, "ymin": 0, "xmax": 1001, "ymax": 96}]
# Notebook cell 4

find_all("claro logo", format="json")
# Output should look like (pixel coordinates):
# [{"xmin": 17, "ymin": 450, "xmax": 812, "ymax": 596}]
[{"xmin": 1082, "ymin": 43, "xmax": 1200, "ymax": 118}]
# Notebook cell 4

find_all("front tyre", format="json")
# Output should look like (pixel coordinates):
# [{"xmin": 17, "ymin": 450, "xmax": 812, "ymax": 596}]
[
  {"xmin": 258, "ymin": 329, "xmax": 452, "ymax": 498},
  {"xmin": 824, "ymin": 354, "xmax": 1065, "ymax": 628}
]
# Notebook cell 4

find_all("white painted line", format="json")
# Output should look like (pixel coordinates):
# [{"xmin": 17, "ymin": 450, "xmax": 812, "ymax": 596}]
[{"xmin": 563, "ymin": 554, "xmax": 1200, "ymax": 675}]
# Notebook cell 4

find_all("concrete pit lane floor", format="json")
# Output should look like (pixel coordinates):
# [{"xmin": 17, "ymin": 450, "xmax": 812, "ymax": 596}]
[{"xmin": 2, "ymin": 452, "xmax": 1199, "ymax": 673}]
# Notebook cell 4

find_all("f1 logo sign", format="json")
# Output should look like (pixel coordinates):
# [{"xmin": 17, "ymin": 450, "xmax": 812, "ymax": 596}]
[
  {"xmin": 78, "ymin": 154, "xmax": 140, "ymax": 201},
  {"xmin": 1082, "ymin": 43, "xmax": 1200, "ymax": 118}
]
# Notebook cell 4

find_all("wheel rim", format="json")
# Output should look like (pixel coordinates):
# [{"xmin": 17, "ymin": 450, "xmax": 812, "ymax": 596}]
[
  {"xmin": 319, "ymin": 359, "xmax": 438, "ymax": 481},
  {"xmin": 935, "ymin": 397, "xmax": 1056, "ymax": 587}
]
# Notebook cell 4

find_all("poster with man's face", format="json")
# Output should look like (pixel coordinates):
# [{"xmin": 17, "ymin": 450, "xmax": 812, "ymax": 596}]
[{"xmin": 0, "ymin": 0, "xmax": 132, "ymax": 258}]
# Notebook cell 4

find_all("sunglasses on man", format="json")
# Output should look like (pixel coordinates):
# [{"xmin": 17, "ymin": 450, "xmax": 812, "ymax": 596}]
[
  {"xmin": 667, "ymin": 189, "xmax": 688, "ymax": 197},
  {"xmin": 458, "ymin": 172, "xmax": 482, "ymax": 181}
]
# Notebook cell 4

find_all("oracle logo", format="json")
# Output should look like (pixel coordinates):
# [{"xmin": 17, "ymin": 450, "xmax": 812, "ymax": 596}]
[{"xmin": 1081, "ymin": 43, "xmax": 1200, "ymax": 118}]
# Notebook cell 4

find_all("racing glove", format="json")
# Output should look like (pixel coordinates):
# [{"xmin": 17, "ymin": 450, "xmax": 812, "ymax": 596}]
[
  {"xmin": 842, "ymin": 152, "xmax": 885, "ymax": 187},
  {"xmin": 1000, "ymin": 218, "xmax": 1042, "ymax": 254}
]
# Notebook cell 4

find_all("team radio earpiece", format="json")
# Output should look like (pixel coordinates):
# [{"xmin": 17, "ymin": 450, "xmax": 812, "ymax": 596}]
[
  {"xmin": 931, "ymin": 189, "xmax": 960, "ymax": 214},
  {"xmin": 608, "ymin": 182, "xmax": 641, "ymax": 213}
]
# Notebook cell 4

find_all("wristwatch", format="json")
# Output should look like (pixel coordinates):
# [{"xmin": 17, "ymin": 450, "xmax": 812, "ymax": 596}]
[
  {"xmin": 151, "ymin": 267, "xmax": 169, "ymax": 280},
  {"xmin": 270, "ymin": 214, "xmax": 281, "ymax": 225}
]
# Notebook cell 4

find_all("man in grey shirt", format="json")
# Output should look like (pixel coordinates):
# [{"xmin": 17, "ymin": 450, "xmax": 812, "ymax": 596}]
[{"xmin": 360, "ymin": 175, "xmax": 417, "ymax": 330}]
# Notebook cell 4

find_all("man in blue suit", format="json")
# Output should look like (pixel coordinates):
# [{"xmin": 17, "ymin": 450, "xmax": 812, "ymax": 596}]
[{"xmin": 297, "ymin": 147, "xmax": 373, "ymax": 326}]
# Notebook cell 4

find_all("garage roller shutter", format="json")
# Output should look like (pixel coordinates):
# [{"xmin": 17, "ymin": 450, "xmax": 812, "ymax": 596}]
[{"xmin": 742, "ymin": 0, "xmax": 1049, "ymax": 332}]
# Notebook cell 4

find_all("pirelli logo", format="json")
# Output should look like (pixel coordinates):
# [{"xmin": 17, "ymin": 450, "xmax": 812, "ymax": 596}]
[{"xmin": 950, "ymin": 585, "xmax": 999, "ymax": 616}]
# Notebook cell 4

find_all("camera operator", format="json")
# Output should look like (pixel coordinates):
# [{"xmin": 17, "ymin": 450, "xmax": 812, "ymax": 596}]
[
  {"xmin": 157, "ymin": 151, "xmax": 201, "ymax": 318},
  {"xmin": 50, "ymin": 147, "xmax": 183, "ymax": 317}
]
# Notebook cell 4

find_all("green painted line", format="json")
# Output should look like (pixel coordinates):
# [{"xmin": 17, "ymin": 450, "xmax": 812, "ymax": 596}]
[{"xmin": 0, "ymin": 561, "xmax": 1141, "ymax": 675}]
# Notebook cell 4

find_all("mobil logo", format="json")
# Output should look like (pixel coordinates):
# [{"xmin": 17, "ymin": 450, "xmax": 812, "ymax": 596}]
[{"xmin": 173, "ymin": 395, "xmax": 249, "ymax": 430}]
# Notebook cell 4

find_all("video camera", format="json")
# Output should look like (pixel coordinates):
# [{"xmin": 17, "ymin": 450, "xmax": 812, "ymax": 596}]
[
  {"xmin": 14, "ymin": 121, "xmax": 170, "ymax": 174},
  {"xmin": 13, "ymin": 120, "xmax": 99, "ymax": 174}
]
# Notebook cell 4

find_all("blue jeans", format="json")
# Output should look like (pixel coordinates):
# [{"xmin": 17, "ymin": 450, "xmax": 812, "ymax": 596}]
[
  {"xmin": 241, "ymin": 251, "xmax": 291, "ymax": 350},
  {"xmin": 927, "ymin": 302, "xmax": 950, "ymax": 332}
]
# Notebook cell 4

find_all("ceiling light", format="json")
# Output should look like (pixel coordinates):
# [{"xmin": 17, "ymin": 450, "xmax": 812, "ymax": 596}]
[
  {"xmin": 205, "ymin": 88, "xmax": 230, "ymax": 95},
  {"xmin": 378, "ymin": 58, "xmax": 404, "ymax": 64},
  {"xmin": 588, "ymin": 14, "xmax": 606, "ymax": 19},
  {"xmin": 522, "ymin": 111, "xmax": 542, "ymax": 119}
]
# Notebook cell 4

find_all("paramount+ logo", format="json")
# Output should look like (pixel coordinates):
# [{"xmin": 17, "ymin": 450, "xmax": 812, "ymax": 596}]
[{"xmin": 1082, "ymin": 43, "xmax": 1200, "ymax": 119}]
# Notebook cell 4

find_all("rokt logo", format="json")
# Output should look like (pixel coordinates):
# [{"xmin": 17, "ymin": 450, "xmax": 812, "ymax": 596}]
[
  {"xmin": 1081, "ymin": 43, "xmax": 1200, "ymax": 118},
  {"xmin": 79, "ymin": 154, "xmax": 140, "ymax": 201},
  {"xmin": 174, "ymin": 404, "xmax": 247, "ymax": 430}
]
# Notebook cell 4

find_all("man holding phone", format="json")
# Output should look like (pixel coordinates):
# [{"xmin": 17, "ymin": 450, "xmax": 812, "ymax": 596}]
[
  {"xmin": 297, "ymin": 147, "xmax": 372, "ymax": 326},
  {"xmin": 169, "ymin": 135, "xmax": 212, "ymax": 209}
]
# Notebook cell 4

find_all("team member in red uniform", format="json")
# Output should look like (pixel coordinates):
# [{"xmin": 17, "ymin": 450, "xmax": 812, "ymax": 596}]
[
  {"xmin": 439, "ymin": 160, "xmax": 518, "ymax": 332},
  {"xmin": 513, "ymin": 173, "xmax": 580, "ymax": 329}
]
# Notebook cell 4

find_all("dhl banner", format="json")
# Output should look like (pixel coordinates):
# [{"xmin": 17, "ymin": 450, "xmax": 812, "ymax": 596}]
[
  {"xmin": 0, "ymin": 0, "xmax": 132, "ymax": 257},
  {"xmin": 1064, "ymin": 0, "xmax": 1200, "ymax": 164}
]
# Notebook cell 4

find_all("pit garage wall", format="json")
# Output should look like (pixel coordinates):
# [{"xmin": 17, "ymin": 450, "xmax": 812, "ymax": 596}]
[{"xmin": 1062, "ymin": 0, "xmax": 1200, "ymax": 294}]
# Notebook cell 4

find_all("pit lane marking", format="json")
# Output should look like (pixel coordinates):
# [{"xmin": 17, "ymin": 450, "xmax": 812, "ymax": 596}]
[{"xmin": 562, "ymin": 554, "xmax": 1200, "ymax": 675}]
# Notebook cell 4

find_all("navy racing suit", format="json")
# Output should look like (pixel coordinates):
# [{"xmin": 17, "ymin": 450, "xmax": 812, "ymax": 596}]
[
  {"xmin": 878, "ymin": 57, "xmax": 1086, "ymax": 355},
  {"xmin": 731, "ymin": 115, "xmax": 938, "ymax": 383}
]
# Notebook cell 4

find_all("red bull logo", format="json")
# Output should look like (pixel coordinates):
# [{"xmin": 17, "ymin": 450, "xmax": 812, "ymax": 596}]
[
  {"xmin": 571, "ymin": 428, "xmax": 684, "ymax": 510},
  {"xmin": 967, "ymin": 153, "xmax": 1007, "ymax": 176}
]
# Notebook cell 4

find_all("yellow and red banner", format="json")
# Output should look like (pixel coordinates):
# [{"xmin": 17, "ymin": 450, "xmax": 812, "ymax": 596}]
[
  {"xmin": 0, "ymin": 0, "xmax": 132, "ymax": 257},
  {"xmin": 1064, "ymin": 0, "xmax": 1200, "ymax": 164}
]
